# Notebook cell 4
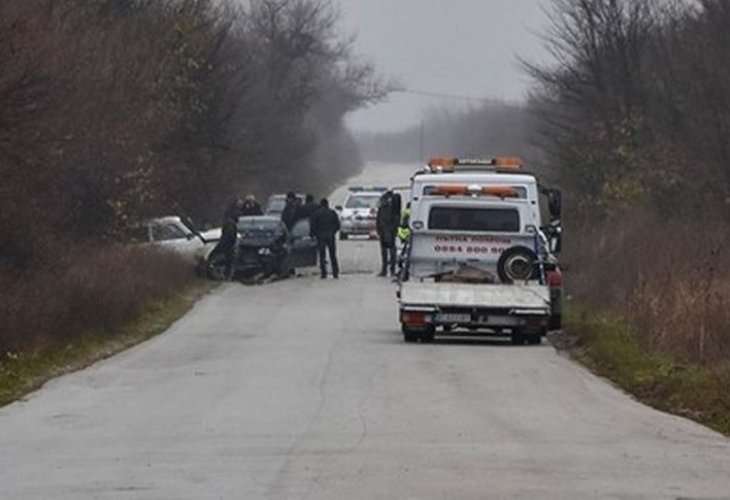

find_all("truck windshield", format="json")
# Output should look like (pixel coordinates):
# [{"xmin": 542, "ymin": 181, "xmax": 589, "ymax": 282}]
[{"xmin": 428, "ymin": 207, "xmax": 520, "ymax": 233}]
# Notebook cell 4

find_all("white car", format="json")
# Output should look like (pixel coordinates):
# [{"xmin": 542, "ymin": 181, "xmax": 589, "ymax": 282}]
[
  {"xmin": 135, "ymin": 216, "xmax": 219, "ymax": 268},
  {"xmin": 336, "ymin": 187, "xmax": 388, "ymax": 240}
]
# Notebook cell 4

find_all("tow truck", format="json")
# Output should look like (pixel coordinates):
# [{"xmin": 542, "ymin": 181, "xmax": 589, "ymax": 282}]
[{"xmin": 397, "ymin": 157, "xmax": 563, "ymax": 345}]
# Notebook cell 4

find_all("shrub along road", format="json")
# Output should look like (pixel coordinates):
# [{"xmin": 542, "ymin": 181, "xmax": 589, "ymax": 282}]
[{"xmin": 0, "ymin": 164, "xmax": 729, "ymax": 499}]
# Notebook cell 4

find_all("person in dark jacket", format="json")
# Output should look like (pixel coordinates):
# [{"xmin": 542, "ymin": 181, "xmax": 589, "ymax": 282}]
[
  {"xmin": 310, "ymin": 198, "xmax": 341, "ymax": 279},
  {"xmin": 241, "ymin": 195, "xmax": 263, "ymax": 216},
  {"xmin": 214, "ymin": 197, "xmax": 244, "ymax": 279},
  {"xmin": 376, "ymin": 192, "xmax": 400, "ymax": 277},
  {"xmin": 281, "ymin": 191, "xmax": 300, "ymax": 231},
  {"xmin": 299, "ymin": 194, "xmax": 319, "ymax": 220}
]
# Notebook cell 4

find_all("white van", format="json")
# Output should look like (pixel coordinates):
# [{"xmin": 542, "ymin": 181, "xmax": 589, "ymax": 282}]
[{"xmin": 398, "ymin": 157, "xmax": 563, "ymax": 344}]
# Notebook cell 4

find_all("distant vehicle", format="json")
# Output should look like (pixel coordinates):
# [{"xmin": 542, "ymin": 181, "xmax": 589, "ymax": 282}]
[
  {"xmin": 397, "ymin": 157, "xmax": 563, "ymax": 345},
  {"xmin": 134, "ymin": 216, "xmax": 218, "ymax": 270},
  {"xmin": 264, "ymin": 193, "xmax": 306, "ymax": 217},
  {"xmin": 336, "ymin": 186, "xmax": 389, "ymax": 240},
  {"xmin": 206, "ymin": 215, "xmax": 317, "ymax": 282}
]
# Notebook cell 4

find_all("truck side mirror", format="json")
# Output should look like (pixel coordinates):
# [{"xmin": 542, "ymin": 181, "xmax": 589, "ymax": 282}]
[{"xmin": 548, "ymin": 190, "xmax": 562, "ymax": 221}]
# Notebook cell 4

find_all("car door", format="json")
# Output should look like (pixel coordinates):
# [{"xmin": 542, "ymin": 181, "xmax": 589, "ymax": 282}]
[{"xmin": 289, "ymin": 219, "xmax": 317, "ymax": 268}]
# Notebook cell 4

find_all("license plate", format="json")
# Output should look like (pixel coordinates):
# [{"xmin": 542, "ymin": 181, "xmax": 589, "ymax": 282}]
[{"xmin": 436, "ymin": 313, "xmax": 471, "ymax": 323}]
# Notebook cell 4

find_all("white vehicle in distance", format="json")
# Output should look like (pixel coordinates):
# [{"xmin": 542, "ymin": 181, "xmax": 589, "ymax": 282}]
[
  {"xmin": 134, "ymin": 216, "xmax": 219, "ymax": 270},
  {"xmin": 336, "ymin": 187, "xmax": 388, "ymax": 240}
]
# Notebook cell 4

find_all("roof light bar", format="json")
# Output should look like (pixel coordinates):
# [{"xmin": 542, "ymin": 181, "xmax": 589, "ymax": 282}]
[
  {"xmin": 426, "ymin": 156, "xmax": 524, "ymax": 170},
  {"xmin": 429, "ymin": 184, "xmax": 520, "ymax": 198}
]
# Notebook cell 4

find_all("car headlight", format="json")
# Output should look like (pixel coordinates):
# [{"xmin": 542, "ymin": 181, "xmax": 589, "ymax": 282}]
[{"xmin": 258, "ymin": 247, "xmax": 272, "ymax": 256}]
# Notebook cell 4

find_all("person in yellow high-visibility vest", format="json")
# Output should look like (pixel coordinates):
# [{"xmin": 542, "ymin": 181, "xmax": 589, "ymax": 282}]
[{"xmin": 397, "ymin": 202, "xmax": 411, "ymax": 243}]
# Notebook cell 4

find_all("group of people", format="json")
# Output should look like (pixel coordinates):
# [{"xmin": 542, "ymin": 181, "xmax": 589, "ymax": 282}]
[
  {"xmin": 280, "ymin": 192, "xmax": 341, "ymax": 280},
  {"xmin": 214, "ymin": 189, "xmax": 411, "ymax": 282}
]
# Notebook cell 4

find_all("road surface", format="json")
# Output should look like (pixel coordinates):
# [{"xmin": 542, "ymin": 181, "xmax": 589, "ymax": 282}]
[{"xmin": 1, "ymin": 163, "xmax": 729, "ymax": 500}]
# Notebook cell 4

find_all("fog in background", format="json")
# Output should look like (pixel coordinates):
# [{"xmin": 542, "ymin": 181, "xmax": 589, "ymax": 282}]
[{"xmin": 338, "ymin": 0, "xmax": 552, "ymax": 132}]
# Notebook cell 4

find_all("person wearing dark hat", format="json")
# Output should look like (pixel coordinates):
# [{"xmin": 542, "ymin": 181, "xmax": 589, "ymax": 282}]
[
  {"xmin": 298, "ymin": 194, "xmax": 319, "ymax": 220},
  {"xmin": 376, "ymin": 191, "xmax": 400, "ymax": 277},
  {"xmin": 212, "ymin": 197, "xmax": 244, "ymax": 279},
  {"xmin": 310, "ymin": 198, "xmax": 341, "ymax": 279},
  {"xmin": 241, "ymin": 194, "xmax": 263, "ymax": 216},
  {"xmin": 281, "ymin": 191, "xmax": 300, "ymax": 231}
]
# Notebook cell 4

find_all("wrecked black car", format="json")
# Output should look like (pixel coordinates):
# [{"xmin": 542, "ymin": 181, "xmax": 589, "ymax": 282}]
[{"xmin": 206, "ymin": 215, "xmax": 316, "ymax": 283}]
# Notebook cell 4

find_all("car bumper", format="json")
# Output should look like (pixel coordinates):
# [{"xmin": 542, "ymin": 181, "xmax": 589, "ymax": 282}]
[{"xmin": 340, "ymin": 219, "xmax": 376, "ymax": 234}]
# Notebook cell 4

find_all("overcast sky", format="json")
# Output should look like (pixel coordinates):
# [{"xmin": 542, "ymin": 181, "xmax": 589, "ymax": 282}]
[{"xmin": 337, "ymin": 0, "xmax": 553, "ymax": 132}]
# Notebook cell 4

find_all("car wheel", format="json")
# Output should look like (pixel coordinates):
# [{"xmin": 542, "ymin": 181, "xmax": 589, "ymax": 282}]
[{"xmin": 339, "ymin": 232, "xmax": 348, "ymax": 241}]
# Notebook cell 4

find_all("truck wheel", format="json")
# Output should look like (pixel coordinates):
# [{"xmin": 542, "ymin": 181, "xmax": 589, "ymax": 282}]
[
  {"xmin": 419, "ymin": 327, "xmax": 435, "ymax": 343},
  {"xmin": 511, "ymin": 333, "xmax": 526, "ymax": 345},
  {"xmin": 527, "ymin": 334, "xmax": 542, "ymax": 345},
  {"xmin": 402, "ymin": 326, "xmax": 418, "ymax": 343}
]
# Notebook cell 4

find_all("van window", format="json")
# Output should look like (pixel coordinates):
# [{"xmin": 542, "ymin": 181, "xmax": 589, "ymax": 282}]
[{"xmin": 428, "ymin": 207, "xmax": 520, "ymax": 233}]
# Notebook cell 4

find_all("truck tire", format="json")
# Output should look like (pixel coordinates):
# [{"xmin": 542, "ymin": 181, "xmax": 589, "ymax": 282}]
[
  {"xmin": 419, "ymin": 327, "xmax": 435, "ymax": 343},
  {"xmin": 527, "ymin": 334, "xmax": 542, "ymax": 345},
  {"xmin": 497, "ymin": 246, "xmax": 538, "ymax": 284},
  {"xmin": 402, "ymin": 326, "xmax": 419, "ymax": 343}
]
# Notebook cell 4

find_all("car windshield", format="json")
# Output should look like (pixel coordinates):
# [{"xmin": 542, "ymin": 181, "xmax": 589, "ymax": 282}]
[
  {"xmin": 345, "ymin": 195, "xmax": 380, "ymax": 209},
  {"xmin": 237, "ymin": 218, "xmax": 283, "ymax": 237},
  {"xmin": 265, "ymin": 194, "xmax": 305, "ymax": 214},
  {"xmin": 428, "ymin": 207, "xmax": 520, "ymax": 233},
  {"xmin": 265, "ymin": 197, "xmax": 287, "ymax": 214}
]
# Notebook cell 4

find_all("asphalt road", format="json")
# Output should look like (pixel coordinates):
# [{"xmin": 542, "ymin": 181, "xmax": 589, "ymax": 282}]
[{"xmin": 1, "ymin": 163, "xmax": 730, "ymax": 500}]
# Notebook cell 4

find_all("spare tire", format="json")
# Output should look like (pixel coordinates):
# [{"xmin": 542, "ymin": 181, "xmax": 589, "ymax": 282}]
[{"xmin": 497, "ymin": 246, "xmax": 537, "ymax": 284}]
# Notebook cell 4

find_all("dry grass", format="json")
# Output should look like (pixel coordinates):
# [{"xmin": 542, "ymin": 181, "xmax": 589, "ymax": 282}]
[
  {"xmin": 567, "ymin": 213, "xmax": 730, "ymax": 364},
  {"xmin": 0, "ymin": 244, "xmax": 195, "ymax": 356}
]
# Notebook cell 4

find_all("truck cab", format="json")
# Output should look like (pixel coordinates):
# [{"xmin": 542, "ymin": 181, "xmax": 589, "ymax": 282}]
[{"xmin": 398, "ymin": 157, "xmax": 563, "ymax": 344}]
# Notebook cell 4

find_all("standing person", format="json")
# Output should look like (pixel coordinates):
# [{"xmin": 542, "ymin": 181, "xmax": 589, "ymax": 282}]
[
  {"xmin": 281, "ymin": 191, "xmax": 299, "ymax": 231},
  {"xmin": 212, "ymin": 197, "xmax": 244, "ymax": 280},
  {"xmin": 376, "ymin": 192, "xmax": 399, "ymax": 277},
  {"xmin": 299, "ymin": 194, "xmax": 319, "ymax": 220},
  {"xmin": 311, "ymin": 198, "xmax": 340, "ymax": 279},
  {"xmin": 241, "ymin": 194, "xmax": 263, "ymax": 216}
]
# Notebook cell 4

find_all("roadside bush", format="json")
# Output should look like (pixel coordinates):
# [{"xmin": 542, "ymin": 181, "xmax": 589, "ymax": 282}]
[
  {"xmin": 0, "ymin": 246, "xmax": 194, "ymax": 355},
  {"xmin": 567, "ymin": 214, "xmax": 730, "ymax": 364}
]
